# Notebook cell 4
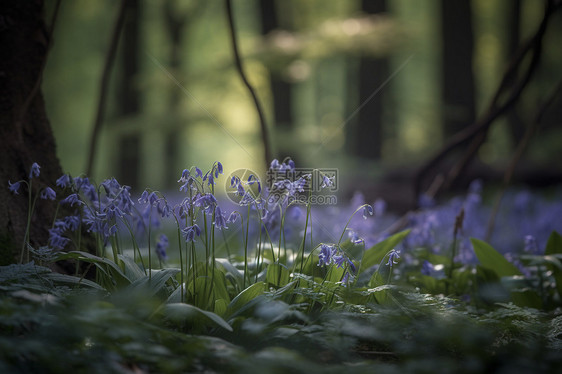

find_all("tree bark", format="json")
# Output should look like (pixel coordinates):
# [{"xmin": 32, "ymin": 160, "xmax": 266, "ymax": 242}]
[
  {"xmin": 352, "ymin": 0, "xmax": 388, "ymax": 160},
  {"xmin": 117, "ymin": 0, "xmax": 141, "ymax": 189},
  {"xmin": 441, "ymin": 0, "xmax": 476, "ymax": 137},
  {"xmin": 0, "ymin": 1, "xmax": 64, "ymax": 264}
]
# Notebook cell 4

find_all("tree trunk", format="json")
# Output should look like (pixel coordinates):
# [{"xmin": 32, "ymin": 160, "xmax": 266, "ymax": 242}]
[
  {"xmin": 351, "ymin": 0, "xmax": 388, "ymax": 160},
  {"xmin": 0, "ymin": 1, "xmax": 65, "ymax": 264},
  {"xmin": 259, "ymin": 0, "xmax": 294, "ymax": 159},
  {"xmin": 441, "ymin": 0, "xmax": 476, "ymax": 138},
  {"xmin": 117, "ymin": 0, "xmax": 141, "ymax": 189}
]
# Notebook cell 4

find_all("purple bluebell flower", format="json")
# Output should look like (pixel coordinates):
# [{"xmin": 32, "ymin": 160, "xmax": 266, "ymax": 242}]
[
  {"xmin": 333, "ymin": 255, "xmax": 345, "ymax": 268},
  {"xmin": 421, "ymin": 260, "xmax": 434, "ymax": 276},
  {"xmin": 524, "ymin": 235, "xmax": 540, "ymax": 254},
  {"xmin": 348, "ymin": 229, "xmax": 364, "ymax": 244},
  {"xmin": 56, "ymin": 174, "xmax": 71, "ymax": 189},
  {"xmin": 227, "ymin": 211, "xmax": 239, "ymax": 224},
  {"xmin": 8, "ymin": 181, "xmax": 21, "ymax": 195},
  {"xmin": 61, "ymin": 193, "xmax": 82, "ymax": 207},
  {"xmin": 155, "ymin": 234, "xmax": 169, "ymax": 262},
  {"xmin": 29, "ymin": 163, "xmax": 40, "ymax": 179},
  {"xmin": 178, "ymin": 169, "xmax": 190, "ymax": 183},
  {"xmin": 321, "ymin": 175, "xmax": 334, "ymax": 189},
  {"xmin": 182, "ymin": 224, "xmax": 201, "ymax": 242},
  {"xmin": 194, "ymin": 193, "xmax": 217, "ymax": 214},
  {"xmin": 318, "ymin": 244, "xmax": 337, "ymax": 266},
  {"xmin": 363, "ymin": 204, "xmax": 374, "ymax": 219},
  {"xmin": 194, "ymin": 167, "xmax": 203, "ymax": 178},
  {"xmin": 213, "ymin": 206, "xmax": 228, "ymax": 230},
  {"xmin": 157, "ymin": 200, "xmax": 172, "ymax": 218},
  {"xmin": 40, "ymin": 187, "xmax": 56, "ymax": 200},
  {"xmin": 48, "ymin": 227, "xmax": 70, "ymax": 250},
  {"xmin": 215, "ymin": 162, "xmax": 223, "ymax": 178},
  {"xmin": 386, "ymin": 249, "xmax": 400, "ymax": 267},
  {"xmin": 64, "ymin": 215, "xmax": 81, "ymax": 231}
]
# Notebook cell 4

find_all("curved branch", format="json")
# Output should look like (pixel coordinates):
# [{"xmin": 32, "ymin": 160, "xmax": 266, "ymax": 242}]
[
  {"xmin": 85, "ymin": 0, "xmax": 128, "ymax": 176},
  {"xmin": 414, "ymin": 0, "xmax": 560, "ymax": 202},
  {"xmin": 225, "ymin": 0, "xmax": 271, "ymax": 169}
]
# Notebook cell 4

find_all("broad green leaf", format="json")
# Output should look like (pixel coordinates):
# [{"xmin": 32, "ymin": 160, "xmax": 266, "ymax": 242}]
[
  {"xmin": 359, "ymin": 230, "xmax": 410, "ymax": 275},
  {"xmin": 44, "ymin": 273, "xmax": 105, "ymax": 290},
  {"xmin": 118, "ymin": 254, "xmax": 146, "ymax": 281},
  {"xmin": 471, "ymin": 238, "xmax": 522, "ymax": 277},
  {"xmin": 266, "ymin": 263, "xmax": 290, "ymax": 287},
  {"xmin": 545, "ymin": 231, "xmax": 562, "ymax": 255},
  {"xmin": 226, "ymin": 282, "xmax": 266, "ymax": 317},
  {"xmin": 325, "ymin": 266, "xmax": 345, "ymax": 283},
  {"xmin": 57, "ymin": 251, "xmax": 131, "ymax": 289},
  {"xmin": 125, "ymin": 268, "xmax": 180, "ymax": 297},
  {"xmin": 162, "ymin": 303, "xmax": 233, "ymax": 332}
]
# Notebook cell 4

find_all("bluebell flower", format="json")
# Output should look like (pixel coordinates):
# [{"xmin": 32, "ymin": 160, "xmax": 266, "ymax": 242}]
[
  {"xmin": 182, "ymin": 224, "xmax": 201, "ymax": 242},
  {"xmin": 101, "ymin": 178, "xmax": 121, "ymax": 195},
  {"xmin": 386, "ymin": 249, "xmax": 400, "ymax": 267},
  {"xmin": 40, "ymin": 187, "xmax": 56, "ymax": 200},
  {"xmin": 194, "ymin": 193, "xmax": 217, "ymax": 214},
  {"xmin": 155, "ymin": 234, "xmax": 169, "ymax": 262},
  {"xmin": 227, "ymin": 211, "xmax": 239, "ymax": 224},
  {"xmin": 64, "ymin": 215, "xmax": 81, "ymax": 231},
  {"xmin": 48, "ymin": 227, "xmax": 70, "ymax": 250},
  {"xmin": 215, "ymin": 162, "xmax": 223, "ymax": 178},
  {"xmin": 524, "ymin": 235, "xmax": 540, "ymax": 254},
  {"xmin": 213, "ymin": 206, "xmax": 228, "ymax": 230},
  {"xmin": 157, "ymin": 200, "xmax": 172, "ymax": 218},
  {"xmin": 56, "ymin": 174, "xmax": 71, "ymax": 189},
  {"xmin": 320, "ymin": 175, "xmax": 334, "ymax": 189},
  {"xmin": 348, "ymin": 229, "xmax": 364, "ymax": 244},
  {"xmin": 318, "ymin": 244, "xmax": 337, "ymax": 266},
  {"xmin": 61, "ymin": 193, "xmax": 82, "ymax": 207},
  {"xmin": 333, "ymin": 255, "xmax": 345, "ymax": 268},
  {"xmin": 178, "ymin": 169, "xmax": 190, "ymax": 183},
  {"xmin": 29, "ymin": 163, "xmax": 40, "ymax": 179},
  {"xmin": 421, "ymin": 260, "xmax": 434, "ymax": 276},
  {"xmin": 363, "ymin": 204, "xmax": 374, "ymax": 219},
  {"xmin": 195, "ymin": 167, "xmax": 203, "ymax": 178},
  {"xmin": 270, "ymin": 159, "xmax": 280, "ymax": 170},
  {"xmin": 248, "ymin": 174, "xmax": 261, "ymax": 193},
  {"xmin": 8, "ymin": 181, "xmax": 21, "ymax": 195}
]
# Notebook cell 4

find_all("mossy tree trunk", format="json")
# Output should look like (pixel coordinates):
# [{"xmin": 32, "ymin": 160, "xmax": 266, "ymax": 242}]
[{"xmin": 0, "ymin": 1, "xmax": 65, "ymax": 264}]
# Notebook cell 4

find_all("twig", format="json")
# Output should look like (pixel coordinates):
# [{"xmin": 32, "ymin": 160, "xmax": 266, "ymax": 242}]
[
  {"xmin": 225, "ymin": 0, "xmax": 271, "ymax": 169},
  {"xmin": 15, "ymin": 0, "xmax": 62, "ymax": 145},
  {"xmin": 485, "ymin": 81, "xmax": 562, "ymax": 241},
  {"xmin": 414, "ymin": 0, "xmax": 560, "ymax": 203},
  {"xmin": 85, "ymin": 0, "xmax": 129, "ymax": 176}
]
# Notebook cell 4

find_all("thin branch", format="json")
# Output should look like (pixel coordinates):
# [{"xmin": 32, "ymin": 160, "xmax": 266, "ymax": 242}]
[
  {"xmin": 85, "ymin": 0, "xmax": 129, "ymax": 176},
  {"xmin": 485, "ymin": 81, "xmax": 561, "ymax": 241},
  {"xmin": 414, "ymin": 0, "xmax": 560, "ymax": 203},
  {"xmin": 225, "ymin": 0, "xmax": 271, "ymax": 169},
  {"xmin": 15, "ymin": 0, "xmax": 62, "ymax": 145}
]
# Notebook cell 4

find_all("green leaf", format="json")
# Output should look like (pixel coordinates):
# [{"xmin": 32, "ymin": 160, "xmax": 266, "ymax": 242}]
[
  {"xmin": 471, "ymin": 238, "xmax": 522, "ymax": 277},
  {"xmin": 118, "ymin": 254, "xmax": 146, "ymax": 281},
  {"xmin": 226, "ymin": 282, "xmax": 266, "ymax": 318},
  {"xmin": 359, "ymin": 230, "xmax": 410, "ymax": 275},
  {"xmin": 161, "ymin": 303, "xmax": 233, "ymax": 332},
  {"xmin": 545, "ymin": 231, "xmax": 562, "ymax": 255},
  {"xmin": 266, "ymin": 263, "xmax": 290, "ymax": 287},
  {"xmin": 125, "ymin": 268, "xmax": 180, "ymax": 297},
  {"xmin": 44, "ymin": 273, "xmax": 105, "ymax": 290}
]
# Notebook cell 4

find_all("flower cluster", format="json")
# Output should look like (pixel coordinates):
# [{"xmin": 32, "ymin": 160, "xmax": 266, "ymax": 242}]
[{"xmin": 317, "ymin": 243, "xmax": 357, "ymax": 284}]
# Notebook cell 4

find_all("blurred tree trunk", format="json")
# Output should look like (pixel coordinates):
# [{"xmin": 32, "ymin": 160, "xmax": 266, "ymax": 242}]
[
  {"xmin": 505, "ymin": 0, "xmax": 525, "ymax": 143},
  {"xmin": 0, "ymin": 1, "xmax": 64, "ymax": 263},
  {"xmin": 259, "ymin": 0, "xmax": 294, "ymax": 159},
  {"xmin": 441, "ymin": 0, "xmax": 476, "ymax": 138},
  {"xmin": 351, "ymin": 0, "xmax": 388, "ymax": 160},
  {"xmin": 117, "ymin": 0, "xmax": 141, "ymax": 189}
]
